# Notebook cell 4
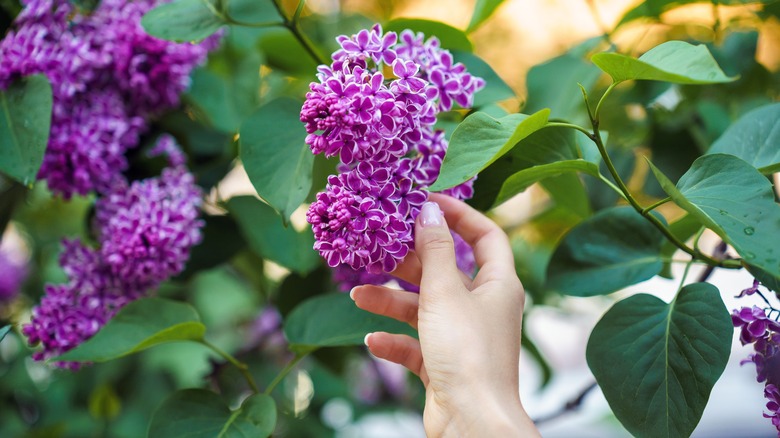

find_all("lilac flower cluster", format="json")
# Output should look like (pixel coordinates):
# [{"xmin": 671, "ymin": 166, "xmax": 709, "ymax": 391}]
[
  {"xmin": 303, "ymin": 24, "xmax": 483, "ymax": 276},
  {"xmin": 0, "ymin": 249, "xmax": 27, "ymax": 302},
  {"xmin": 23, "ymin": 137, "xmax": 204, "ymax": 366},
  {"xmin": 732, "ymin": 300, "xmax": 780, "ymax": 434},
  {"xmin": 0, "ymin": 0, "xmax": 218, "ymax": 197}
]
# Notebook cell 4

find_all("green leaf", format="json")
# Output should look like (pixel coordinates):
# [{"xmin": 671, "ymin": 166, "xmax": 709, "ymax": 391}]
[
  {"xmin": 547, "ymin": 206, "xmax": 665, "ymax": 297},
  {"xmin": 180, "ymin": 215, "xmax": 246, "ymax": 279},
  {"xmin": 284, "ymin": 293, "xmax": 417, "ymax": 353},
  {"xmin": 525, "ymin": 50, "xmax": 603, "ymax": 121},
  {"xmin": 240, "ymin": 98, "xmax": 313, "ymax": 221},
  {"xmin": 466, "ymin": 0, "xmax": 504, "ymax": 33},
  {"xmin": 587, "ymin": 282, "xmax": 732, "ymax": 438},
  {"xmin": 258, "ymin": 29, "xmax": 319, "ymax": 76},
  {"xmin": 617, "ymin": 0, "xmax": 775, "ymax": 28},
  {"xmin": 428, "ymin": 109, "xmax": 550, "ymax": 191},
  {"xmin": 141, "ymin": 0, "xmax": 224, "ymax": 43},
  {"xmin": 591, "ymin": 41, "xmax": 737, "ymax": 84},
  {"xmin": 540, "ymin": 174, "xmax": 592, "ymax": 219},
  {"xmin": 0, "ymin": 74, "xmax": 52, "ymax": 185},
  {"xmin": 648, "ymin": 154, "xmax": 780, "ymax": 279},
  {"xmin": 56, "ymin": 298, "xmax": 205, "ymax": 363},
  {"xmin": 659, "ymin": 213, "xmax": 703, "ymax": 278},
  {"xmin": 707, "ymin": 103, "xmax": 780, "ymax": 173},
  {"xmin": 227, "ymin": 196, "xmax": 319, "ymax": 274},
  {"xmin": 521, "ymin": 330, "xmax": 552, "ymax": 388},
  {"xmin": 385, "ymin": 18, "xmax": 473, "ymax": 52},
  {"xmin": 88, "ymin": 384, "xmax": 121, "ymax": 420},
  {"xmin": 0, "ymin": 325, "xmax": 11, "ymax": 344},
  {"xmin": 148, "ymin": 389, "xmax": 276, "ymax": 438},
  {"xmin": 451, "ymin": 51, "xmax": 515, "ymax": 107}
]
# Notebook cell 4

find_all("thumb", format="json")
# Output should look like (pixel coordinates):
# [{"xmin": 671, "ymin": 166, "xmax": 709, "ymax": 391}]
[{"xmin": 415, "ymin": 201, "xmax": 461, "ymax": 293}]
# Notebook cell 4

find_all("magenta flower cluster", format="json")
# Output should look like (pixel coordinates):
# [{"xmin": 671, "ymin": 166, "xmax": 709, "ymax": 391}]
[
  {"xmin": 22, "ymin": 137, "xmax": 204, "ymax": 367},
  {"xmin": 0, "ymin": 0, "xmax": 218, "ymax": 197},
  {"xmin": 303, "ymin": 24, "xmax": 483, "ymax": 277},
  {"xmin": 732, "ymin": 302, "xmax": 780, "ymax": 434}
]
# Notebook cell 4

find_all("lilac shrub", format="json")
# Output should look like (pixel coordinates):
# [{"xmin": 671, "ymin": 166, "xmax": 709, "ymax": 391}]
[
  {"xmin": 0, "ymin": 0, "xmax": 217, "ymax": 197},
  {"xmin": 302, "ymin": 24, "xmax": 483, "ymax": 280},
  {"xmin": 22, "ymin": 137, "xmax": 204, "ymax": 366}
]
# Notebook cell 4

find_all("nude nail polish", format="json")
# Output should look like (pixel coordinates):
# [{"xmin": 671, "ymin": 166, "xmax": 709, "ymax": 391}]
[{"xmin": 420, "ymin": 201, "xmax": 443, "ymax": 227}]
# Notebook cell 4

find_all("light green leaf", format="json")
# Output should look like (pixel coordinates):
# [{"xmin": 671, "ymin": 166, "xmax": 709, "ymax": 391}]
[
  {"xmin": 56, "ymin": 298, "xmax": 205, "ymax": 363},
  {"xmin": 148, "ymin": 389, "xmax": 276, "ymax": 438},
  {"xmin": 428, "ymin": 109, "xmax": 550, "ymax": 191},
  {"xmin": 707, "ymin": 103, "xmax": 780, "ymax": 173},
  {"xmin": 451, "ymin": 51, "xmax": 515, "ymax": 107},
  {"xmin": 587, "ymin": 283, "xmax": 731, "ymax": 438},
  {"xmin": 240, "ymin": 98, "xmax": 313, "ymax": 221},
  {"xmin": 227, "ymin": 196, "xmax": 319, "ymax": 274},
  {"xmin": 498, "ymin": 161, "xmax": 600, "ymax": 208},
  {"xmin": 617, "ymin": 0, "xmax": 775, "ymax": 28},
  {"xmin": 141, "ymin": 0, "xmax": 224, "ymax": 43},
  {"xmin": 284, "ymin": 293, "xmax": 417, "ymax": 353},
  {"xmin": 385, "ymin": 18, "xmax": 472, "ymax": 52},
  {"xmin": 0, "ymin": 75, "xmax": 52, "ymax": 185},
  {"xmin": 0, "ymin": 325, "xmax": 11, "ymax": 344},
  {"xmin": 525, "ymin": 50, "xmax": 603, "ymax": 120},
  {"xmin": 591, "ymin": 41, "xmax": 737, "ymax": 84},
  {"xmin": 648, "ymin": 154, "xmax": 780, "ymax": 279},
  {"xmin": 466, "ymin": 0, "xmax": 504, "ymax": 33},
  {"xmin": 547, "ymin": 206, "xmax": 665, "ymax": 297}
]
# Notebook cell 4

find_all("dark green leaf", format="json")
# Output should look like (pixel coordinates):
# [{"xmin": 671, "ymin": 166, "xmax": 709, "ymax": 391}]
[
  {"xmin": 258, "ymin": 29, "xmax": 320, "ymax": 76},
  {"xmin": 466, "ymin": 0, "xmax": 504, "ymax": 32},
  {"xmin": 525, "ymin": 50, "xmax": 603, "ymax": 121},
  {"xmin": 0, "ymin": 74, "xmax": 52, "ymax": 185},
  {"xmin": 429, "ymin": 109, "xmax": 550, "ymax": 191},
  {"xmin": 88, "ymin": 384, "xmax": 121, "ymax": 420},
  {"xmin": 385, "ymin": 18, "xmax": 472, "ymax": 52},
  {"xmin": 745, "ymin": 264, "xmax": 780, "ymax": 293},
  {"xmin": 284, "ymin": 293, "xmax": 417, "ymax": 353},
  {"xmin": 540, "ymin": 174, "xmax": 592, "ymax": 219},
  {"xmin": 587, "ymin": 283, "xmax": 731, "ymax": 438},
  {"xmin": 141, "ymin": 0, "xmax": 224, "ymax": 43},
  {"xmin": 451, "ymin": 51, "xmax": 515, "ymax": 107},
  {"xmin": 521, "ymin": 330, "xmax": 552, "ymax": 388},
  {"xmin": 547, "ymin": 206, "xmax": 665, "ymax": 297},
  {"xmin": 659, "ymin": 213, "xmax": 702, "ymax": 278},
  {"xmin": 276, "ymin": 267, "xmax": 330, "ymax": 317},
  {"xmin": 148, "ymin": 389, "xmax": 276, "ymax": 438},
  {"xmin": 56, "ymin": 298, "xmax": 205, "ymax": 363},
  {"xmin": 591, "ymin": 41, "xmax": 736, "ymax": 84},
  {"xmin": 707, "ymin": 103, "xmax": 780, "ymax": 173},
  {"xmin": 180, "ymin": 215, "xmax": 246, "ymax": 279},
  {"xmin": 227, "ymin": 196, "xmax": 319, "ymax": 274},
  {"xmin": 648, "ymin": 154, "xmax": 780, "ymax": 279},
  {"xmin": 240, "ymin": 98, "xmax": 313, "ymax": 221},
  {"xmin": 0, "ymin": 325, "xmax": 10, "ymax": 344}
]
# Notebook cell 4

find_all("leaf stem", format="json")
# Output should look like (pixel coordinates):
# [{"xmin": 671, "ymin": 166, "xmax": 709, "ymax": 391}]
[
  {"xmin": 270, "ymin": 0, "xmax": 327, "ymax": 65},
  {"xmin": 207, "ymin": 0, "xmax": 282, "ymax": 28},
  {"xmin": 264, "ymin": 352, "xmax": 309, "ymax": 395},
  {"xmin": 202, "ymin": 339, "xmax": 260, "ymax": 394},
  {"xmin": 641, "ymin": 197, "xmax": 671, "ymax": 215},
  {"xmin": 545, "ymin": 122, "xmax": 592, "ymax": 137},
  {"xmin": 677, "ymin": 258, "xmax": 694, "ymax": 292},
  {"xmin": 292, "ymin": 0, "xmax": 306, "ymax": 26},
  {"xmin": 594, "ymin": 82, "xmax": 617, "ymax": 122}
]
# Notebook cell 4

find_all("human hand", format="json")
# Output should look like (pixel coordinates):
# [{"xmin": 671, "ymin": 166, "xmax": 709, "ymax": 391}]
[{"xmin": 350, "ymin": 193, "xmax": 540, "ymax": 437}]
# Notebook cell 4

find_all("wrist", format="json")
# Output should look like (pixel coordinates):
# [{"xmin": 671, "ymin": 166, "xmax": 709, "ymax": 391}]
[{"xmin": 443, "ymin": 391, "xmax": 539, "ymax": 437}]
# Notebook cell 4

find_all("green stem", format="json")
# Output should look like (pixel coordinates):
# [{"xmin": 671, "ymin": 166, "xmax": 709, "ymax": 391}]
[
  {"xmin": 594, "ymin": 83, "xmax": 617, "ymax": 122},
  {"xmin": 677, "ymin": 258, "xmax": 694, "ymax": 292},
  {"xmin": 292, "ymin": 0, "xmax": 306, "ymax": 25},
  {"xmin": 264, "ymin": 352, "xmax": 309, "ymax": 395},
  {"xmin": 641, "ymin": 197, "xmax": 671, "ymax": 215},
  {"xmin": 202, "ymin": 339, "xmax": 260, "ymax": 394},
  {"xmin": 270, "ymin": 0, "xmax": 327, "ymax": 65},
  {"xmin": 545, "ymin": 122, "xmax": 592, "ymax": 137}
]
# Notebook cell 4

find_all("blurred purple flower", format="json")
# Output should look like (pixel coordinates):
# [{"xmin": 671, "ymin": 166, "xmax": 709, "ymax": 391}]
[
  {"xmin": 0, "ymin": 249, "xmax": 27, "ymax": 302},
  {"xmin": 738, "ymin": 279, "xmax": 760, "ymax": 298},
  {"xmin": 765, "ymin": 384, "xmax": 780, "ymax": 433},
  {"xmin": 0, "ymin": 0, "xmax": 217, "ymax": 197},
  {"xmin": 732, "ymin": 306, "xmax": 780, "ymax": 345}
]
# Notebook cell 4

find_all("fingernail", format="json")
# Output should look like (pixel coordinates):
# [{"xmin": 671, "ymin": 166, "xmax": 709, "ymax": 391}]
[
  {"xmin": 349, "ymin": 287, "xmax": 358, "ymax": 301},
  {"xmin": 364, "ymin": 333, "xmax": 372, "ymax": 346},
  {"xmin": 420, "ymin": 202, "xmax": 443, "ymax": 227}
]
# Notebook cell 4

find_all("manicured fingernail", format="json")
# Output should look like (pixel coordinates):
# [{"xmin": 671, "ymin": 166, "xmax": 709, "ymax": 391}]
[
  {"xmin": 420, "ymin": 202, "xmax": 443, "ymax": 227},
  {"xmin": 364, "ymin": 333, "xmax": 372, "ymax": 346},
  {"xmin": 349, "ymin": 287, "xmax": 357, "ymax": 301}
]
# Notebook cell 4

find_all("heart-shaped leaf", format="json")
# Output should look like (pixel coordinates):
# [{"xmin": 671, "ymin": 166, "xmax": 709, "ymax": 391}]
[
  {"xmin": 240, "ymin": 98, "xmax": 313, "ymax": 221},
  {"xmin": 284, "ymin": 293, "xmax": 417, "ymax": 353},
  {"xmin": 385, "ymin": 18, "xmax": 472, "ymax": 52},
  {"xmin": 0, "ymin": 74, "xmax": 52, "ymax": 185},
  {"xmin": 428, "ymin": 109, "xmax": 550, "ymax": 191},
  {"xmin": 707, "ymin": 103, "xmax": 780, "ymax": 174},
  {"xmin": 148, "ymin": 389, "xmax": 276, "ymax": 438},
  {"xmin": 141, "ymin": 0, "xmax": 224, "ymax": 42},
  {"xmin": 56, "ymin": 298, "xmax": 205, "ymax": 363},
  {"xmin": 587, "ymin": 283, "xmax": 732, "ymax": 437},
  {"xmin": 648, "ymin": 153, "xmax": 780, "ymax": 279},
  {"xmin": 592, "ymin": 41, "xmax": 736, "ymax": 84},
  {"xmin": 547, "ymin": 206, "xmax": 665, "ymax": 296}
]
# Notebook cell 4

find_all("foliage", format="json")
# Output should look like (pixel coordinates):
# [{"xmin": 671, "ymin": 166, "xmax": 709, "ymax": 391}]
[{"xmin": 1, "ymin": 0, "xmax": 779, "ymax": 437}]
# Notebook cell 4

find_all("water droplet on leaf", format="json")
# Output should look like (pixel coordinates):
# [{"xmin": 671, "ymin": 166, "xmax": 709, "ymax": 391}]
[
  {"xmin": 743, "ymin": 227, "xmax": 755, "ymax": 235},
  {"xmin": 744, "ymin": 252, "xmax": 756, "ymax": 260},
  {"xmin": 719, "ymin": 210, "xmax": 728, "ymax": 215}
]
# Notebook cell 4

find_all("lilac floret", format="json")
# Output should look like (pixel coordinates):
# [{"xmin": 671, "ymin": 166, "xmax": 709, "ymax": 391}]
[{"xmin": 765, "ymin": 384, "xmax": 780, "ymax": 434}]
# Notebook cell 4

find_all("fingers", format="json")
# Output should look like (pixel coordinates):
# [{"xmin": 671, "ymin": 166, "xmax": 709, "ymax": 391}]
[
  {"xmin": 428, "ymin": 193, "xmax": 515, "ymax": 279},
  {"xmin": 415, "ymin": 201, "xmax": 464, "ymax": 294},
  {"xmin": 351, "ymin": 284, "xmax": 419, "ymax": 329},
  {"xmin": 364, "ymin": 332, "xmax": 427, "ymax": 385}
]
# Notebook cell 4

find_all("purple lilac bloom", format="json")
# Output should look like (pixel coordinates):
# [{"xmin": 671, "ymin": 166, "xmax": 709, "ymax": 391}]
[
  {"xmin": 0, "ymin": 249, "xmax": 27, "ymax": 302},
  {"xmin": 765, "ymin": 384, "xmax": 780, "ymax": 434},
  {"xmin": 0, "ymin": 0, "xmax": 217, "ymax": 197},
  {"xmin": 303, "ymin": 25, "xmax": 483, "ymax": 277},
  {"xmin": 738, "ymin": 279, "xmax": 761, "ymax": 298},
  {"xmin": 23, "ymin": 138, "xmax": 204, "ymax": 366}
]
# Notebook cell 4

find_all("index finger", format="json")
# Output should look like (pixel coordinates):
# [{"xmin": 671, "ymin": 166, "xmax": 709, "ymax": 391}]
[{"xmin": 428, "ymin": 193, "xmax": 515, "ymax": 278}]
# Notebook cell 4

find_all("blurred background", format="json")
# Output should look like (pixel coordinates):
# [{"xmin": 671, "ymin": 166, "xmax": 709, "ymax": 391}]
[{"xmin": 1, "ymin": 0, "xmax": 779, "ymax": 436}]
